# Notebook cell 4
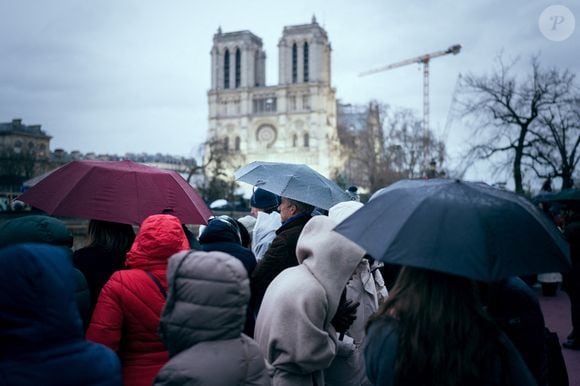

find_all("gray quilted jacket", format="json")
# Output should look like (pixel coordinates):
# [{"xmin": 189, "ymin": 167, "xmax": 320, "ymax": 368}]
[{"xmin": 154, "ymin": 250, "xmax": 270, "ymax": 386}]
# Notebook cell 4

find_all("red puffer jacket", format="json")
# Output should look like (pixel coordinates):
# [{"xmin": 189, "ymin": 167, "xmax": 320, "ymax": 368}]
[{"xmin": 86, "ymin": 214, "xmax": 189, "ymax": 386}]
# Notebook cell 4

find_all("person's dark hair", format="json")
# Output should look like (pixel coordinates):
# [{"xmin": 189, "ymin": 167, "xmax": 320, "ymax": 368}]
[
  {"xmin": 286, "ymin": 198, "xmax": 315, "ymax": 216},
  {"xmin": 207, "ymin": 215, "xmax": 242, "ymax": 244},
  {"xmin": 88, "ymin": 220, "xmax": 135, "ymax": 255},
  {"xmin": 368, "ymin": 266, "xmax": 503, "ymax": 386}
]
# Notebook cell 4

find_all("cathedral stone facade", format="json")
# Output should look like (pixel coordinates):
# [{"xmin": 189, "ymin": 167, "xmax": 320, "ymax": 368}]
[{"xmin": 206, "ymin": 17, "xmax": 343, "ymax": 179}]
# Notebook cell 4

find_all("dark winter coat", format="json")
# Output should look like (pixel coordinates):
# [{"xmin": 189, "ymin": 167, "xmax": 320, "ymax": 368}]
[
  {"xmin": 0, "ymin": 215, "xmax": 91, "ymax": 329},
  {"xmin": 0, "ymin": 243, "xmax": 121, "ymax": 386},
  {"xmin": 199, "ymin": 219, "xmax": 257, "ymax": 275},
  {"xmin": 487, "ymin": 277, "xmax": 549, "ymax": 386},
  {"xmin": 364, "ymin": 318, "xmax": 537, "ymax": 386},
  {"xmin": 200, "ymin": 218, "xmax": 258, "ymax": 336},
  {"xmin": 73, "ymin": 245, "xmax": 126, "ymax": 314},
  {"xmin": 154, "ymin": 250, "xmax": 269, "ymax": 386},
  {"xmin": 251, "ymin": 213, "xmax": 311, "ymax": 312},
  {"xmin": 86, "ymin": 214, "xmax": 189, "ymax": 386}
]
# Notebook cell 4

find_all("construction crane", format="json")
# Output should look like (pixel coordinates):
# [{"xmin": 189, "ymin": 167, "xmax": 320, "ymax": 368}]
[{"xmin": 360, "ymin": 44, "xmax": 462, "ymax": 133}]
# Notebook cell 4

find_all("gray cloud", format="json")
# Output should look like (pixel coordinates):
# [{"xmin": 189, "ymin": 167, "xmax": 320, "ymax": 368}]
[{"xmin": 0, "ymin": 0, "xmax": 578, "ymax": 174}]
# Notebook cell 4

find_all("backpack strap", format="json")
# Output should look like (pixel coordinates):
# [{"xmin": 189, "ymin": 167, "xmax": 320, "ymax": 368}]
[{"xmin": 144, "ymin": 270, "xmax": 167, "ymax": 298}]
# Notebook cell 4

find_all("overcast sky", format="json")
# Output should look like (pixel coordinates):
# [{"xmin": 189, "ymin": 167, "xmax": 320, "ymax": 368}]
[{"xmin": 1, "ymin": 0, "xmax": 578, "ymax": 184}]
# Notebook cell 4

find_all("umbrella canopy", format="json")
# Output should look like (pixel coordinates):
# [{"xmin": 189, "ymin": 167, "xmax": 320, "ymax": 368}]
[
  {"xmin": 22, "ymin": 168, "xmax": 58, "ymax": 189},
  {"xmin": 234, "ymin": 161, "xmax": 350, "ymax": 210},
  {"xmin": 544, "ymin": 189, "xmax": 580, "ymax": 203},
  {"xmin": 18, "ymin": 160, "xmax": 212, "ymax": 225},
  {"xmin": 531, "ymin": 191, "xmax": 557, "ymax": 205},
  {"xmin": 334, "ymin": 179, "xmax": 570, "ymax": 282}
]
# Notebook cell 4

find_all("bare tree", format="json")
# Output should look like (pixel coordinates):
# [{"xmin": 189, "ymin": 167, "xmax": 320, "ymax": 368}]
[
  {"xmin": 384, "ymin": 108, "xmax": 447, "ymax": 180},
  {"xmin": 190, "ymin": 136, "xmax": 245, "ymax": 204},
  {"xmin": 337, "ymin": 102, "xmax": 398, "ymax": 192},
  {"xmin": 526, "ymin": 98, "xmax": 580, "ymax": 189},
  {"xmin": 0, "ymin": 150, "xmax": 46, "ymax": 192},
  {"xmin": 337, "ymin": 102, "xmax": 446, "ymax": 194},
  {"xmin": 185, "ymin": 137, "xmax": 226, "ymax": 184},
  {"xmin": 458, "ymin": 54, "xmax": 575, "ymax": 193}
]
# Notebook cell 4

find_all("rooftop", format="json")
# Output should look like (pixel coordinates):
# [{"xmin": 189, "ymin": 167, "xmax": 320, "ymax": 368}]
[{"xmin": 0, "ymin": 119, "xmax": 49, "ymax": 137}]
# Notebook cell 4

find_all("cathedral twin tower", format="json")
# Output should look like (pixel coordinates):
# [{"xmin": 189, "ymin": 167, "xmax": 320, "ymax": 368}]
[{"xmin": 207, "ymin": 17, "xmax": 342, "ymax": 178}]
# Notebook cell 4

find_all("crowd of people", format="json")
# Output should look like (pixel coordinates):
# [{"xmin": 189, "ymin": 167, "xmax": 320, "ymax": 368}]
[{"xmin": 0, "ymin": 183, "xmax": 578, "ymax": 386}]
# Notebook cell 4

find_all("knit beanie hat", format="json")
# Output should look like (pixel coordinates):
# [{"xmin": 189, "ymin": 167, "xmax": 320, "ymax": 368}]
[{"xmin": 250, "ymin": 188, "xmax": 279, "ymax": 210}]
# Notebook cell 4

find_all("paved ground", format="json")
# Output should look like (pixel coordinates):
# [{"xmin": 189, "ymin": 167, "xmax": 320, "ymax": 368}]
[{"xmin": 538, "ymin": 286, "xmax": 580, "ymax": 386}]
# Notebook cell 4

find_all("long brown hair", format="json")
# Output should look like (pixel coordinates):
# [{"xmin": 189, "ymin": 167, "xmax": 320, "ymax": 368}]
[
  {"xmin": 88, "ymin": 219, "xmax": 135, "ymax": 256},
  {"xmin": 368, "ymin": 266, "xmax": 504, "ymax": 386}
]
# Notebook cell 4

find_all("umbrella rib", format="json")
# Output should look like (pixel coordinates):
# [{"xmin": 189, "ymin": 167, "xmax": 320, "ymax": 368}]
[{"xmin": 51, "ymin": 166, "xmax": 96, "ymax": 215}]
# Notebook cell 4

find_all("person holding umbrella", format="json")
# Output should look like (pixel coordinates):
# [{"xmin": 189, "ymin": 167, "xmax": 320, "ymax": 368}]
[
  {"xmin": 73, "ymin": 219, "xmax": 136, "ymax": 318},
  {"xmin": 86, "ymin": 214, "xmax": 190, "ymax": 386},
  {"xmin": 333, "ymin": 179, "xmax": 570, "ymax": 386},
  {"xmin": 363, "ymin": 267, "xmax": 536, "ymax": 386},
  {"xmin": 251, "ymin": 196, "xmax": 314, "ymax": 312}
]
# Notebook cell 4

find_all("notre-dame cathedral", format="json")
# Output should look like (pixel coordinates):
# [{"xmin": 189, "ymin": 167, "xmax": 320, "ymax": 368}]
[{"xmin": 206, "ymin": 17, "xmax": 343, "ymax": 179}]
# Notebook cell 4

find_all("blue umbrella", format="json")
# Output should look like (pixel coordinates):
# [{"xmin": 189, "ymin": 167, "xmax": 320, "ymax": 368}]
[
  {"xmin": 334, "ymin": 179, "xmax": 570, "ymax": 282},
  {"xmin": 234, "ymin": 161, "xmax": 350, "ymax": 210}
]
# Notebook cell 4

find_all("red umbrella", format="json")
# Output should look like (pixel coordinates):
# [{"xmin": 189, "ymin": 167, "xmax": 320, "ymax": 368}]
[{"xmin": 18, "ymin": 160, "xmax": 212, "ymax": 225}]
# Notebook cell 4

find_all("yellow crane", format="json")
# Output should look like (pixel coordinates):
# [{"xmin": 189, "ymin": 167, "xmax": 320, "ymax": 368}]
[{"xmin": 360, "ymin": 44, "xmax": 462, "ymax": 133}]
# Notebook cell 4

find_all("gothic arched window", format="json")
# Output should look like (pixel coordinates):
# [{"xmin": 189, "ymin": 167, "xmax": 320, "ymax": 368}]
[
  {"xmin": 235, "ymin": 48, "xmax": 241, "ymax": 88},
  {"xmin": 293, "ymin": 134, "xmax": 298, "ymax": 147},
  {"xmin": 224, "ymin": 49, "xmax": 230, "ymax": 89},
  {"xmin": 303, "ymin": 42, "xmax": 309, "ymax": 82},
  {"xmin": 235, "ymin": 136, "xmax": 241, "ymax": 151},
  {"xmin": 224, "ymin": 137, "xmax": 229, "ymax": 151},
  {"xmin": 292, "ymin": 43, "xmax": 298, "ymax": 83},
  {"xmin": 303, "ymin": 133, "xmax": 309, "ymax": 147}
]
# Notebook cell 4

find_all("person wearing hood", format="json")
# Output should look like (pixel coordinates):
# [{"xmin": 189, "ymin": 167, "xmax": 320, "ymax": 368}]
[
  {"xmin": 252, "ymin": 210, "xmax": 282, "ymax": 262},
  {"xmin": 0, "ymin": 215, "xmax": 92, "ymax": 329},
  {"xmin": 325, "ymin": 201, "xmax": 388, "ymax": 386},
  {"xmin": 86, "ymin": 214, "xmax": 190, "ymax": 386},
  {"xmin": 0, "ymin": 243, "xmax": 121, "ymax": 386},
  {"xmin": 154, "ymin": 250, "xmax": 269, "ymax": 386},
  {"xmin": 249, "ymin": 188, "xmax": 282, "ymax": 262},
  {"xmin": 199, "ymin": 215, "xmax": 258, "ymax": 336},
  {"xmin": 254, "ymin": 215, "xmax": 365, "ymax": 385}
]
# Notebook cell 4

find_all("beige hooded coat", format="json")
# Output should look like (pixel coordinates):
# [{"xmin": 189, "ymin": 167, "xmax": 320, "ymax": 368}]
[{"xmin": 254, "ymin": 216, "xmax": 365, "ymax": 386}]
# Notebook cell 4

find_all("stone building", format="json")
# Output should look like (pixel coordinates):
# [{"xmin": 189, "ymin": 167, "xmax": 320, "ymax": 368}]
[
  {"xmin": 0, "ymin": 119, "xmax": 51, "ymax": 160},
  {"xmin": 206, "ymin": 17, "xmax": 343, "ymax": 179},
  {"xmin": 0, "ymin": 119, "xmax": 52, "ymax": 192}
]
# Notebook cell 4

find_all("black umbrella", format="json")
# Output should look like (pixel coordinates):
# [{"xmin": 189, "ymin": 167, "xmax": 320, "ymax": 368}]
[
  {"xmin": 544, "ymin": 189, "xmax": 580, "ymax": 203},
  {"xmin": 334, "ymin": 179, "xmax": 570, "ymax": 282}
]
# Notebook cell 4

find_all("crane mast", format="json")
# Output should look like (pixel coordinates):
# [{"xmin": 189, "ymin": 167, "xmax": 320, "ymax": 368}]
[{"xmin": 360, "ymin": 44, "xmax": 461, "ymax": 133}]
